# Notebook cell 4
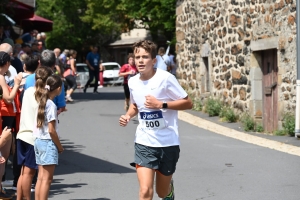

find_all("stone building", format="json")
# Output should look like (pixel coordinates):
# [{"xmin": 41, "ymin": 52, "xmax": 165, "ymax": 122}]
[{"xmin": 176, "ymin": 0, "xmax": 297, "ymax": 132}]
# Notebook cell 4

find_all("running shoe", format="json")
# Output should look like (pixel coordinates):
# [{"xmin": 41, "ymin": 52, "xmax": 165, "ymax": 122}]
[
  {"xmin": 98, "ymin": 85, "xmax": 103, "ymax": 88},
  {"xmin": 162, "ymin": 179, "xmax": 174, "ymax": 200},
  {"xmin": 83, "ymin": 87, "xmax": 87, "ymax": 93},
  {"xmin": 93, "ymin": 91, "xmax": 99, "ymax": 94},
  {"xmin": 66, "ymin": 96, "xmax": 74, "ymax": 102}
]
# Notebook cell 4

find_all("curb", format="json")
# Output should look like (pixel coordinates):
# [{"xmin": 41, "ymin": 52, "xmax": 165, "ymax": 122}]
[{"xmin": 178, "ymin": 111, "xmax": 300, "ymax": 157}]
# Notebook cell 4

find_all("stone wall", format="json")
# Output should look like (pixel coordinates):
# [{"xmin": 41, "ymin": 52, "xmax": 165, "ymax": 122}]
[{"xmin": 176, "ymin": 0, "xmax": 297, "ymax": 116}]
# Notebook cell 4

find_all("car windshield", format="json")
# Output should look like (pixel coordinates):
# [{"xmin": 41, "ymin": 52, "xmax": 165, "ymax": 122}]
[
  {"xmin": 104, "ymin": 65, "xmax": 119, "ymax": 70},
  {"xmin": 76, "ymin": 64, "xmax": 88, "ymax": 72}
]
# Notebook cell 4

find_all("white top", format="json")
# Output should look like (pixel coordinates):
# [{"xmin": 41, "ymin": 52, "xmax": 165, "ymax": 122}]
[
  {"xmin": 33, "ymin": 99, "xmax": 59, "ymax": 140},
  {"xmin": 155, "ymin": 54, "xmax": 171, "ymax": 71},
  {"xmin": 5, "ymin": 65, "xmax": 17, "ymax": 83},
  {"xmin": 17, "ymin": 87, "xmax": 38, "ymax": 145},
  {"xmin": 129, "ymin": 68, "xmax": 187, "ymax": 147}
]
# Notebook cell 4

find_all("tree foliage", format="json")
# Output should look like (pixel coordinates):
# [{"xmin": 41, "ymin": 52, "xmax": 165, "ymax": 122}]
[{"xmin": 35, "ymin": 0, "xmax": 176, "ymax": 54}]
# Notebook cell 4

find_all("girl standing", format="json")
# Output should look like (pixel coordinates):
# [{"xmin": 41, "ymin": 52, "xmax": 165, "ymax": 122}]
[{"xmin": 33, "ymin": 75, "xmax": 64, "ymax": 200}]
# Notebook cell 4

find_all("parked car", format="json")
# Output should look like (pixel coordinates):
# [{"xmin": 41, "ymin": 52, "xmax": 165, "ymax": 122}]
[
  {"xmin": 75, "ymin": 62, "xmax": 123, "ymax": 88},
  {"xmin": 102, "ymin": 62, "xmax": 123, "ymax": 85},
  {"xmin": 76, "ymin": 63, "xmax": 89, "ymax": 88}
]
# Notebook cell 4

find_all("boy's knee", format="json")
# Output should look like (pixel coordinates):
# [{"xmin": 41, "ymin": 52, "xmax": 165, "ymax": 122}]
[{"xmin": 139, "ymin": 186, "xmax": 153, "ymax": 198}]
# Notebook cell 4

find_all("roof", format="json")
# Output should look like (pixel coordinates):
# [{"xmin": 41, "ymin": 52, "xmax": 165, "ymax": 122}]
[{"xmin": 108, "ymin": 37, "xmax": 152, "ymax": 48}]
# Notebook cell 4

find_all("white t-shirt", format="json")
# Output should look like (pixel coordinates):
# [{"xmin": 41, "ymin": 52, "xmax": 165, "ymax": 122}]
[
  {"xmin": 17, "ymin": 87, "xmax": 38, "ymax": 145},
  {"xmin": 129, "ymin": 68, "xmax": 187, "ymax": 147},
  {"xmin": 155, "ymin": 54, "xmax": 171, "ymax": 71},
  {"xmin": 5, "ymin": 65, "xmax": 17, "ymax": 84},
  {"xmin": 33, "ymin": 99, "xmax": 59, "ymax": 140}
]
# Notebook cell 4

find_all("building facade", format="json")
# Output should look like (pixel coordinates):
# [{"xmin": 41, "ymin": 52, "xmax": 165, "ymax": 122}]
[{"xmin": 176, "ymin": 0, "xmax": 297, "ymax": 132}]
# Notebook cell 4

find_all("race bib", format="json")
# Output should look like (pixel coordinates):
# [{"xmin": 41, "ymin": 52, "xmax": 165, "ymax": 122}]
[{"xmin": 139, "ymin": 111, "xmax": 166, "ymax": 130}]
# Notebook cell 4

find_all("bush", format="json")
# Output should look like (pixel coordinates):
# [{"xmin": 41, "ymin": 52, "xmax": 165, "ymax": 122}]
[
  {"xmin": 219, "ymin": 107, "xmax": 238, "ymax": 122},
  {"xmin": 274, "ymin": 129, "xmax": 286, "ymax": 136},
  {"xmin": 240, "ymin": 113, "xmax": 255, "ymax": 131},
  {"xmin": 255, "ymin": 124, "xmax": 264, "ymax": 132},
  {"xmin": 282, "ymin": 113, "xmax": 295, "ymax": 137},
  {"xmin": 192, "ymin": 98, "xmax": 202, "ymax": 111},
  {"xmin": 205, "ymin": 98, "xmax": 223, "ymax": 117}
]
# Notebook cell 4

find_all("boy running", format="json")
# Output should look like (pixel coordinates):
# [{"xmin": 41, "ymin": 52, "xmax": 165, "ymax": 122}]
[{"xmin": 119, "ymin": 40, "xmax": 193, "ymax": 200}]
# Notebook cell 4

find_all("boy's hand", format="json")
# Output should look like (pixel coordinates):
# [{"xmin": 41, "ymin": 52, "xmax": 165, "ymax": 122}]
[
  {"xmin": 119, "ymin": 115, "xmax": 131, "ymax": 127},
  {"xmin": 144, "ymin": 95, "xmax": 161, "ymax": 109}
]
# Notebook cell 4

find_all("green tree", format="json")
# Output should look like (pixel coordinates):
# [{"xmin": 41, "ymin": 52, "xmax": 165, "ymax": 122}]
[
  {"xmin": 120, "ymin": 0, "xmax": 176, "ymax": 41},
  {"xmin": 82, "ymin": 0, "xmax": 176, "ymax": 42}
]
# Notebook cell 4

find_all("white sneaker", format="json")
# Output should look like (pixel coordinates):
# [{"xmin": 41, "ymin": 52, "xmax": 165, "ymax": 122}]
[
  {"xmin": 1, "ymin": 180, "xmax": 13, "ymax": 187},
  {"xmin": 98, "ymin": 85, "xmax": 103, "ymax": 88}
]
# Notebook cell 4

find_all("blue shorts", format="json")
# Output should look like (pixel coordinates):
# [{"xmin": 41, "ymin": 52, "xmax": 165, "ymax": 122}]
[
  {"xmin": 34, "ymin": 139, "xmax": 58, "ymax": 165},
  {"xmin": 17, "ymin": 139, "xmax": 38, "ymax": 169}
]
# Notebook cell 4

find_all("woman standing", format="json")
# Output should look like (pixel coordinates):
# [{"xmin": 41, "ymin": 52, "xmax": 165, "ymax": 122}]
[{"xmin": 63, "ymin": 50, "xmax": 77, "ymax": 102}]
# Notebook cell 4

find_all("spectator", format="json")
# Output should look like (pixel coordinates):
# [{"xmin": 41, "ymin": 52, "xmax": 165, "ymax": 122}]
[
  {"xmin": 83, "ymin": 46, "xmax": 100, "ymax": 93},
  {"xmin": 24, "ymin": 50, "xmax": 66, "ymax": 115},
  {"xmin": 155, "ymin": 47, "xmax": 171, "ymax": 71},
  {"xmin": 118, "ymin": 53, "xmax": 137, "ymax": 111},
  {"xmin": 1, "ymin": 39, "xmax": 23, "ymax": 74},
  {"xmin": 19, "ymin": 30, "xmax": 38, "ymax": 45},
  {"xmin": 31, "ymin": 41, "xmax": 40, "ymax": 56},
  {"xmin": 18, "ymin": 43, "xmax": 31, "ymax": 59}
]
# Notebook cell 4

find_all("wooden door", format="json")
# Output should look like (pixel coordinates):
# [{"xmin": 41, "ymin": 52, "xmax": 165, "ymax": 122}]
[{"xmin": 261, "ymin": 49, "xmax": 278, "ymax": 132}]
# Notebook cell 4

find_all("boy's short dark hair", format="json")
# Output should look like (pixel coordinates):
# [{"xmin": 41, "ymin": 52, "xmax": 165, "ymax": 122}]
[
  {"xmin": 127, "ymin": 53, "xmax": 134, "ymax": 60},
  {"xmin": 133, "ymin": 40, "xmax": 157, "ymax": 59},
  {"xmin": 23, "ymin": 55, "xmax": 39, "ymax": 73}
]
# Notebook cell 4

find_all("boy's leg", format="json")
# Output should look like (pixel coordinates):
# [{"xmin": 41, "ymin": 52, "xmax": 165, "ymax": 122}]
[
  {"xmin": 155, "ymin": 173, "xmax": 173, "ymax": 198},
  {"xmin": 136, "ymin": 166, "xmax": 155, "ymax": 200}
]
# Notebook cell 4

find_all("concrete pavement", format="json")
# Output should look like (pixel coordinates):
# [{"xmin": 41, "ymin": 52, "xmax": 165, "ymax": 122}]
[{"xmin": 6, "ymin": 86, "xmax": 300, "ymax": 199}]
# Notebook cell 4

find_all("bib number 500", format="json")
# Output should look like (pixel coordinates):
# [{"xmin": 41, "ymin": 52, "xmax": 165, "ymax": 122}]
[{"xmin": 145, "ymin": 121, "xmax": 160, "ymax": 128}]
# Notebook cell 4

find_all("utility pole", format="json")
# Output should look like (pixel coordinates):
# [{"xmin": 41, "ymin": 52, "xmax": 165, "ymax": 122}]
[{"xmin": 295, "ymin": 1, "xmax": 300, "ymax": 138}]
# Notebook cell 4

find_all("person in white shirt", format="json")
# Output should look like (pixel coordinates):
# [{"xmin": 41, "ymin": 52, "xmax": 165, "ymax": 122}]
[
  {"xmin": 119, "ymin": 40, "xmax": 193, "ymax": 200},
  {"xmin": 16, "ymin": 66, "xmax": 52, "ymax": 200},
  {"xmin": 155, "ymin": 47, "xmax": 171, "ymax": 71}
]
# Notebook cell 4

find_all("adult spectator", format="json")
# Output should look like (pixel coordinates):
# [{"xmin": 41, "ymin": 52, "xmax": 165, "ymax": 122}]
[
  {"xmin": 59, "ymin": 49, "xmax": 69, "ymax": 67},
  {"xmin": 1, "ymin": 39, "xmax": 23, "ymax": 74},
  {"xmin": 31, "ymin": 41, "xmax": 40, "ymax": 56},
  {"xmin": 53, "ymin": 48, "xmax": 62, "ymax": 76},
  {"xmin": 18, "ymin": 43, "xmax": 31, "ymax": 59},
  {"xmin": 24, "ymin": 50, "xmax": 66, "ymax": 114},
  {"xmin": 83, "ymin": 46, "xmax": 100, "ymax": 93},
  {"xmin": 40, "ymin": 32, "xmax": 47, "ymax": 50},
  {"xmin": 155, "ymin": 47, "xmax": 171, "ymax": 71},
  {"xmin": 0, "ymin": 43, "xmax": 18, "ymax": 86},
  {"xmin": 20, "ymin": 30, "xmax": 38, "ymax": 45}
]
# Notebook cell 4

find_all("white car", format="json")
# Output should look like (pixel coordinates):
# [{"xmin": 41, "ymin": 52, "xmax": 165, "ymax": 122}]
[
  {"xmin": 76, "ymin": 63, "xmax": 89, "ymax": 88},
  {"xmin": 75, "ymin": 62, "xmax": 123, "ymax": 88},
  {"xmin": 102, "ymin": 62, "xmax": 123, "ymax": 85}
]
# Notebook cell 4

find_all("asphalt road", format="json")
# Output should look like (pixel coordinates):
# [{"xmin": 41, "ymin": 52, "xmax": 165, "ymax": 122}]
[{"xmin": 34, "ymin": 86, "xmax": 300, "ymax": 200}]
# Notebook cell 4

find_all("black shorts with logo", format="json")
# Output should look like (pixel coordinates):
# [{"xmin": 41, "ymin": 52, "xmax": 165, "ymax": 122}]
[{"xmin": 130, "ymin": 143, "xmax": 180, "ymax": 176}]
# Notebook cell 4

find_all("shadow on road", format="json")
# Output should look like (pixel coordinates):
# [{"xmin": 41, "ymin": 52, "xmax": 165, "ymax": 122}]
[
  {"xmin": 49, "ymin": 179, "xmax": 88, "ymax": 197},
  {"xmin": 55, "ymin": 139, "xmax": 135, "ymax": 175}
]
